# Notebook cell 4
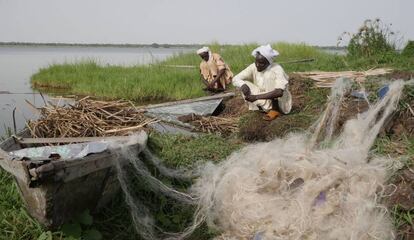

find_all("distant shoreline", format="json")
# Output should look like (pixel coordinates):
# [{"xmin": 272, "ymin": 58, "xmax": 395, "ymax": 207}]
[
  {"xmin": 0, "ymin": 42, "xmax": 346, "ymax": 50},
  {"xmin": 0, "ymin": 42, "xmax": 201, "ymax": 48}
]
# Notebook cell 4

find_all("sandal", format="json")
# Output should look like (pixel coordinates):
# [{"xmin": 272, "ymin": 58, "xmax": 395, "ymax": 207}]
[{"xmin": 263, "ymin": 110, "xmax": 280, "ymax": 121}]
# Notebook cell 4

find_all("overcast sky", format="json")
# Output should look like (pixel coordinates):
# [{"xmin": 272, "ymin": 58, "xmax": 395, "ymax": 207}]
[{"xmin": 0, "ymin": 0, "xmax": 412, "ymax": 46}]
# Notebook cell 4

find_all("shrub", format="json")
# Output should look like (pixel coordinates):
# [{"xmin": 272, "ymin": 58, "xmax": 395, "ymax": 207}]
[
  {"xmin": 402, "ymin": 40, "xmax": 414, "ymax": 57},
  {"xmin": 338, "ymin": 19, "xmax": 397, "ymax": 58}
]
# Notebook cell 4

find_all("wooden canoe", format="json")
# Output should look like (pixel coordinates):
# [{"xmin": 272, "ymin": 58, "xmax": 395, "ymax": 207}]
[{"xmin": 0, "ymin": 129, "xmax": 147, "ymax": 228}]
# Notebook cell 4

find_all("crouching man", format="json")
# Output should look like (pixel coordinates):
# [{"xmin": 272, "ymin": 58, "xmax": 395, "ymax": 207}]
[
  {"xmin": 232, "ymin": 44, "xmax": 292, "ymax": 120},
  {"xmin": 197, "ymin": 46, "xmax": 233, "ymax": 92}
]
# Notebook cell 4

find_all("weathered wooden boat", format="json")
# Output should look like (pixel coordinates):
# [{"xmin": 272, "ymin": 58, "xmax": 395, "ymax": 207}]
[{"xmin": 0, "ymin": 130, "xmax": 147, "ymax": 228}]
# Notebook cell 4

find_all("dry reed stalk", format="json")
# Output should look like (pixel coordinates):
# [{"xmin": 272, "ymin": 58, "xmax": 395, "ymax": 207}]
[
  {"xmin": 181, "ymin": 114, "xmax": 238, "ymax": 136},
  {"xmin": 294, "ymin": 68, "xmax": 392, "ymax": 88},
  {"xmin": 27, "ymin": 97, "xmax": 156, "ymax": 138}
]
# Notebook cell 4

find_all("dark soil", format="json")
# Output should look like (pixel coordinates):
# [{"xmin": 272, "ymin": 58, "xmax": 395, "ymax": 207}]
[
  {"xmin": 288, "ymin": 74, "xmax": 315, "ymax": 112},
  {"xmin": 386, "ymin": 168, "xmax": 414, "ymax": 240},
  {"xmin": 238, "ymin": 76, "xmax": 329, "ymax": 142},
  {"xmin": 179, "ymin": 71, "xmax": 413, "ymax": 142},
  {"xmin": 383, "ymin": 76, "xmax": 414, "ymax": 138},
  {"xmin": 388, "ymin": 169, "xmax": 414, "ymax": 210},
  {"xmin": 385, "ymin": 70, "xmax": 414, "ymax": 80},
  {"xmin": 219, "ymin": 95, "xmax": 249, "ymax": 117},
  {"xmin": 335, "ymin": 97, "xmax": 369, "ymax": 133}
]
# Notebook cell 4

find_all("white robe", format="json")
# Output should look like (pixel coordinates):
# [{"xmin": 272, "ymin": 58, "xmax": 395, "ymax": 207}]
[{"xmin": 233, "ymin": 63, "xmax": 292, "ymax": 114}]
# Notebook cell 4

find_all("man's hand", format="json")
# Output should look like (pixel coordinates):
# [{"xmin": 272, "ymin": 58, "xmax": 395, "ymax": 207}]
[
  {"xmin": 208, "ymin": 82, "xmax": 216, "ymax": 89},
  {"xmin": 201, "ymin": 77, "xmax": 209, "ymax": 86},
  {"xmin": 240, "ymin": 84, "xmax": 251, "ymax": 96},
  {"xmin": 244, "ymin": 94, "xmax": 258, "ymax": 102}
]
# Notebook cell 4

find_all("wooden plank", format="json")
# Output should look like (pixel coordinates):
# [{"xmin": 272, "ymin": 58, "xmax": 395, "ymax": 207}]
[
  {"xmin": 0, "ymin": 158, "xmax": 30, "ymax": 182},
  {"xmin": 18, "ymin": 136, "xmax": 135, "ymax": 145},
  {"xmin": 138, "ymin": 92, "xmax": 235, "ymax": 110}
]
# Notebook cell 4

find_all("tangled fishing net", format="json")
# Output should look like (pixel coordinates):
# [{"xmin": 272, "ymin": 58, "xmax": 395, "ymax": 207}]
[{"xmin": 112, "ymin": 79, "xmax": 413, "ymax": 240}]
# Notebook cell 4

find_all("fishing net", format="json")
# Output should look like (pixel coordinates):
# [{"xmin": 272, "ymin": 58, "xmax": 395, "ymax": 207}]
[{"xmin": 110, "ymin": 79, "xmax": 413, "ymax": 240}]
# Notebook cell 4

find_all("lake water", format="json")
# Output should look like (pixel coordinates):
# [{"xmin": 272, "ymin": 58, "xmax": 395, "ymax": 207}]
[{"xmin": 0, "ymin": 45, "xmax": 192, "ymax": 137}]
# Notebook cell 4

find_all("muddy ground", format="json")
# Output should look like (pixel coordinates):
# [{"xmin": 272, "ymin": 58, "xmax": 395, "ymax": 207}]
[{"xmin": 387, "ymin": 168, "xmax": 414, "ymax": 239}]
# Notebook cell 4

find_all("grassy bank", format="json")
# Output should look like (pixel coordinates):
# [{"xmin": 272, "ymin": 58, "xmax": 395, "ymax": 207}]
[
  {"xmin": 5, "ymin": 41, "xmax": 414, "ymax": 239},
  {"xmin": 31, "ymin": 42, "xmax": 414, "ymax": 102}
]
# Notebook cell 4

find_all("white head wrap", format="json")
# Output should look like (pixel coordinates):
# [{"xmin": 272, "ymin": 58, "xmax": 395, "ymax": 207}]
[
  {"xmin": 196, "ymin": 46, "xmax": 210, "ymax": 55},
  {"xmin": 251, "ymin": 44, "xmax": 279, "ymax": 64}
]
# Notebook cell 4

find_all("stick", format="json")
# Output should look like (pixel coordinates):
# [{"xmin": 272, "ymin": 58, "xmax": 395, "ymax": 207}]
[
  {"xmin": 407, "ymin": 103, "xmax": 414, "ymax": 117},
  {"xmin": 18, "ymin": 136, "xmax": 136, "ymax": 144},
  {"xmin": 104, "ymin": 119, "xmax": 159, "ymax": 134}
]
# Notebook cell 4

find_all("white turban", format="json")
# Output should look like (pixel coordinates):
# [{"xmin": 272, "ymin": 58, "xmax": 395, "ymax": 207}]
[
  {"xmin": 196, "ymin": 46, "xmax": 210, "ymax": 55},
  {"xmin": 252, "ymin": 44, "xmax": 279, "ymax": 64}
]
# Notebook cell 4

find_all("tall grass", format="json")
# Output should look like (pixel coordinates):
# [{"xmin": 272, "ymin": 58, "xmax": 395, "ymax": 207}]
[
  {"xmin": 32, "ymin": 61, "xmax": 204, "ymax": 102},
  {"xmin": 30, "ymin": 43, "xmax": 344, "ymax": 102},
  {"xmin": 31, "ymin": 42, "xmax": 414, "ymax": 102},
  {"xmin": 0, "ymin": 170, "xmax": 45, "ymax": 240}
]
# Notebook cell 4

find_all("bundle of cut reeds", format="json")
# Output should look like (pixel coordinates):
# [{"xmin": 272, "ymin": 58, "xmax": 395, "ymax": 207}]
[
  {"xmin": 294, "ymin": 68, "xmax": 392, "ymax": 88},
  {"xmin": 179, "ymin": 114, "xmax": 238, "ymax": 136},
  {"xmin": 27, "ymin": 97, "xmax": 158, "ymax": 138}
]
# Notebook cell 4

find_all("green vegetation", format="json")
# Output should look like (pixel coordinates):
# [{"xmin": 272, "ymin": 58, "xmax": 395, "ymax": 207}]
[
  {"xmin": 0, "ymin": 170, "xmax": 46, "ymax": 240},
  {"xmin": 31, "ymin": 41, "xmax": 414, "ymax": 102},
  {"xmin": 336, "ymin": 18, "xmax": 414, "ymax": 69},
  {"xmin": 31, "ymin": 61, "xmax": 204, "ymax": 102},
  {"xmin": 402, "ymin": 40, "xmax": 414, "ymax": 57},
  {"xmin": 148, "ymin": 133, "xmax": 242, "ymax": 167},
  {"xmin": 339, "ymin": 19, "xmax": 397, "ymax": 58}
]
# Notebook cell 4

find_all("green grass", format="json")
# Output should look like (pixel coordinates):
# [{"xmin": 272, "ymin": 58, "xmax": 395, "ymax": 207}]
[
  {"xmin": 148, "ymin": 133, "xmax": 243, "ymax": 167},
  {"xmin": 31, "ymin": 42, "xmax": 414, "ymax": 102},
  {"xmin": 0, "ymin": 170, "xmax": 45, "ymax": 240},
  {"xmin": 31, "ymin": 61, "xmax": 204, "ymax": 102}
]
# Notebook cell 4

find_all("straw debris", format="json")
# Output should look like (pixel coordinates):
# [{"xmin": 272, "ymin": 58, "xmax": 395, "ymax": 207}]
[
  {"xmin": 178, "ymin": 114, "xmax": 238, "ymax": 136},
  {"xmin": 27, "ymin": 97, "xmax": 158, "ymax": 138},
  {"xmin": 294, "ymin": 68, "xmax": 392, "ymax": 87}
]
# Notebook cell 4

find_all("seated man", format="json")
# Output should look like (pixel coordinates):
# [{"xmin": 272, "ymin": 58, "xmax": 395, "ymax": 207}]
[
  {"xmin": 232, "ymin": 44, "xmax": 292, "ymax": 121},
  {"xmin": 197, "ymin": 47, "xmax": 233, "ymax": 92}
]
